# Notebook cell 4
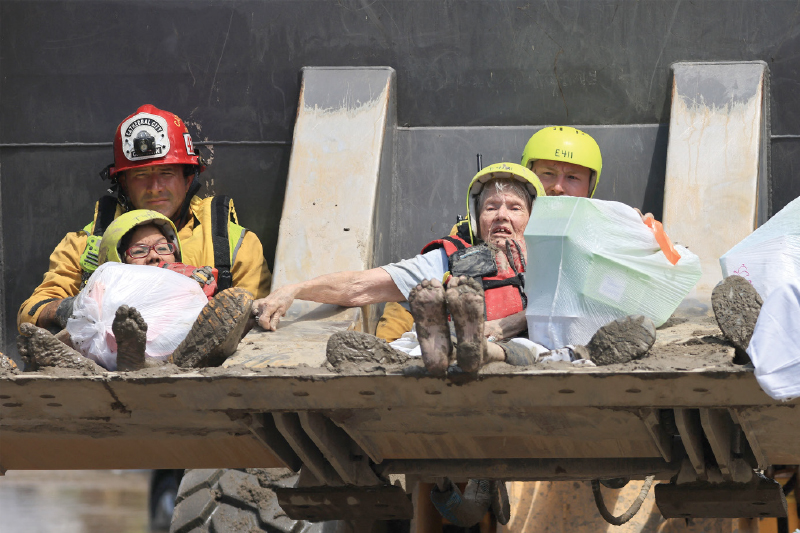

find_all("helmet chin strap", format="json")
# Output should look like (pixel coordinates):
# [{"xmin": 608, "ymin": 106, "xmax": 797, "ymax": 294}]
[{"xmin": 173, "ymin": 167, "xmax": 202, "ymax": 230}]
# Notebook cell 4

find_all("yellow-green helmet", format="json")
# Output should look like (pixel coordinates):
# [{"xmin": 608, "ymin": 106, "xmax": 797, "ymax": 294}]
[
  {"xmin": 98, "ymin": 210, "xmax": 181, "ymax": 265},
  {"xmin": 521, "ymin": 126, "xmax": 603, "ymax": 197},
  {"xmin": 465, "ymin": 162, "xmax": 545, "ymax": 244}
]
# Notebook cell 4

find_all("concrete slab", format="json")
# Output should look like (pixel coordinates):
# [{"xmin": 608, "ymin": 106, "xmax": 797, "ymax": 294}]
[
  {"xmin": 663, "ymin": 61, "xmax": 770, "ymax": 313},
  {"xmin": 271, "ymin": 67, "xmax": 396, "ymax": 334}
]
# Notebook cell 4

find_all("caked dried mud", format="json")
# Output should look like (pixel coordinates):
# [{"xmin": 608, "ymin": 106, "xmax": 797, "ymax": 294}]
[
  {"xmin": 408, "ymin": 278, "xmax": 452, "ymax": 375},
  {"xmin": 17, "ymin": 323, "xmax": 103, "ymax": 375},
  {"xmin": 585, "ymin": 314, "xmax": 657, "ymax": 366},
  {"xmin": 712, "ymin": 275, "xmax": 762, "ymax": 353},
  {"xmin": 446, "ymin": 276, "xmax": 487, "ymax": 373},
  {"xmin": 326, "ymin": 330, "xmax": 408, "ymax": 372},
  {"xmin": 172, "ymin": 287, "xmax": 254, "ymax": 369},
  {"xmin": 112, "ymin": 305, "xmax": 148, "ymax": 371}
]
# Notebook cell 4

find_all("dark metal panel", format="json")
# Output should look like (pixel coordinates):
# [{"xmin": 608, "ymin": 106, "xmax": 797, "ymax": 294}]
[
  {"xmin": 195, "ymin": 144, "xmax": 290, "ymax": 270},
  {"xmin": 1, "ymin": 148, "xmax": 111, "ymax": 361},
  {"xmin": 5, "ymin": 1, "xmax": 800, "ymax": 134},
  {"xmin": 771, "ymin": 140, "xmax": 800, "ymax": 215}
]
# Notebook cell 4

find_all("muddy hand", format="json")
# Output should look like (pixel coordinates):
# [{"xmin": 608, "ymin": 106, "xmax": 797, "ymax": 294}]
[{"xmin": 253, "ymin": 286, "xmax": 297, "ymax": 331}]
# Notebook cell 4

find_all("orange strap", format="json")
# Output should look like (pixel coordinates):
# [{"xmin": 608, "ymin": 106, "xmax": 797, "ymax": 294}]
[{"xmin": 643, "ymin": 216, "xmax": 681, "ymax": 265}]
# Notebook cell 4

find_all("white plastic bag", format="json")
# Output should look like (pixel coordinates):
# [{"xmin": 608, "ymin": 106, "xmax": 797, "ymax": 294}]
[
  {"xmin": 720, "ymin": 196, "xmax": 800, "ymax": 301},
  {"xmin": 66, "ymin": 262, "xmax": 209, "ymax": 370},
  {"xmin": 746, "ymin": 280, "xmax": 800, "ymax": 401},
  {"xmin": 524, "ymin": 196, "xmax": 702, "ymax": 349}
]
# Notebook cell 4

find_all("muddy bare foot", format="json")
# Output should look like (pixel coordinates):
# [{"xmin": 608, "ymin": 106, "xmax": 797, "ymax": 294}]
[
  {"xmin": 326, "ymin": 331, "xmax": 409, "ymax": 371},
  {"xmin": 112, "ymin": 305, "xmax": 148, "ymax": 371},
  {"xmin": 712, "ymin": 275, "xmax": 762, "ymax": 354},
  {"xmin": 17, "ymin": 322, "xmax": 102, "ymax": 373},
  {"xmin": 585, "ymin": 314, "xmax": 656, "ymax": 366},
  {"xmin": 172, "ymin": 288, "xmax": 254, "ymax": 368},
  {"xmin": 409, "ymin": 279, "xmax": 452, "ymax": 376},
  {"xmin": 446, "ymin": 276, "xmax": 487, "ymax": 373}
]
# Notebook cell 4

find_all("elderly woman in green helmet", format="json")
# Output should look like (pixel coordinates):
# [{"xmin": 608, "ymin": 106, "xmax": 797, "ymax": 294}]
[
  {"xmin": 18, "ymin": 210, "xmax": 253, "ymax": 373},
  {"xmin": 376, "ymin": 126, "xmax": 605, "ymax": 345},
  {"xmin": 254, "ymin": 163, "xmax": 544, "ymax": 374}
]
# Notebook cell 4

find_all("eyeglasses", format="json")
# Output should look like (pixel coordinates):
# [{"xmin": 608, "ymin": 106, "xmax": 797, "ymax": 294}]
[{"xmin": 126, "ymin": 242, "xmax": 177, "ymax": 259}]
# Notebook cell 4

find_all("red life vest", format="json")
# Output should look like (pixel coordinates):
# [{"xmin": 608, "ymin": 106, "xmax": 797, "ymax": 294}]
[
  {"xmin": 421, "ymin": 235, "xmax": 527, "ymax": 321},
  {"xmin": 157, "ymin": 261, "xmax": 219, "ymax": 300}
]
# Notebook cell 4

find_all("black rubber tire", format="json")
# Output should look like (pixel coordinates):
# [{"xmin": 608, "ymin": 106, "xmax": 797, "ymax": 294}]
[{"xmin": 169, "ymin": 468, "xmax": 329, "ymax": 533}]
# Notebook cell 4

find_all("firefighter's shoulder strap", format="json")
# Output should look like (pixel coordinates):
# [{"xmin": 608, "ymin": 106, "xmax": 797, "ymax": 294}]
[
  {"xmin": 210, "ymin": 195, "xmax": 239, "ymax": 291},
  {"xmin": 79, "ymin": 195, "xmax": 120, "ymax": 276}
]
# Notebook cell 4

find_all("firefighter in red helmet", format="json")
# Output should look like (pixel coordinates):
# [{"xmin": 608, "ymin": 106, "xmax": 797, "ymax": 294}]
[{"xmin": 19, "ymin": 105, "xmax": 272, "ymax": 332}]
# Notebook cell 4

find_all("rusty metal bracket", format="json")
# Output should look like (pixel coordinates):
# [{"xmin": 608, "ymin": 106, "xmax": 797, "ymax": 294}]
[
  {"xmin": 241, "ymin": 413, "xmax": 303, "ymax": 472},
  {"xmin": 375, "ymin": 457, "xmax": 680, "ymax": 481},
  {"xmin": 729, "ymin": 408, "xmax": 770, "ymax": 470},
  {"xmin": 298, "ymin": 412, "xmax": 382, "ymax": 487},
  {"xmin": 655, "ymin": 474, "xmax": 787, "ymax": 518},
  {"xmin": 639, "ymin": 408, "xmax": 673, "ymax": 462},
  {"xmin": 674, "ymin": 408, "xmax": 705, "ymax": 477},
  {"xmin": 273, "ymin": 412, "xmax": 344, "ymax": 486},
  {"xmin": 276, "ymin": 484, "xmax": 413, "ymax": 521},
  {"xmin": 700, "ymin": 408, "xmax": 755, "ymax": 483}
]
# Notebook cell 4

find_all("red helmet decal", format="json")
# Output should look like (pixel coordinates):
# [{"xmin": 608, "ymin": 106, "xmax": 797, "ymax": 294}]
[
  {"xmin": 183, "ymin": 133, "xmax": 195, "ymax": 156},
  {"xmin": 120, "ymin": 113, "xmax": 171, "ymax": 162},
  {"xmin": 110, "ymin": 105, "xmax": 204, "ymax": 177}
]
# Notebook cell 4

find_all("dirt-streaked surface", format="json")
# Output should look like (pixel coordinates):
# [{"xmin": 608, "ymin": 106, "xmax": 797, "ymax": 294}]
[{"xmin": 0, "ymin": 470, "xmax": 153, "ymax": 533}]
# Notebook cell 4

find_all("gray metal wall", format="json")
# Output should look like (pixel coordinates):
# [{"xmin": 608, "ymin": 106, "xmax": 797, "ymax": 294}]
[{"xmin": 3, "ymin": 0, "xmax": 800, "ymax": 357}]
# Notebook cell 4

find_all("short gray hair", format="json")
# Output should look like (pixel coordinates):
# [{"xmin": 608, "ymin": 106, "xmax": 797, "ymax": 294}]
[{"xmin": 477, "ymin": 178, "xmax": 533, "ymax": 215}]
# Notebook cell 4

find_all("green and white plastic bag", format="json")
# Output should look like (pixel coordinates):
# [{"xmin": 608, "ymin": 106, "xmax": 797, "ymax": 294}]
[{"xmin": 524, "ymin": 196, "xmax": 702, "ymax": 349}]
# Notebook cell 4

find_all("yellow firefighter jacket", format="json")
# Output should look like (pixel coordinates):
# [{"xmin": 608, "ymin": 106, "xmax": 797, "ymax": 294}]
[{"xmin": 18, "ymin": 196, "xmax": 272, "ymax": 328}]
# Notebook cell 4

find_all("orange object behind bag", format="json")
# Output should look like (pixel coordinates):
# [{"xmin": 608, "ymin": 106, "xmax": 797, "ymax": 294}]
[{"xmin": 643, "ymin": 216, "xmax": 681, "ymax": 265}]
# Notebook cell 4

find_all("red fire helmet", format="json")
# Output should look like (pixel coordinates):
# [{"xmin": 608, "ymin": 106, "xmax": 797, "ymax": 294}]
[{"xmin": 110, "ymin": 104, "xmax": 205, "ymax": 177}]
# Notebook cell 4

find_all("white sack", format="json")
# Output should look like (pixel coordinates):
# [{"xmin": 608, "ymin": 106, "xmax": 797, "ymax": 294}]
[
  {"xmin": 720, "ymin": 196, "xmax": 800, "ymax": 301},
  {"xmin": 747, "ymin": 280, "xmax": 800, "ymax": 401},
  {"xmin": 66, "ymin": 262, "xmax": 209, "ymax": 370},
  {"xmin": 524, "ymin": 197, "xmax": 702, "ymax": 349}
]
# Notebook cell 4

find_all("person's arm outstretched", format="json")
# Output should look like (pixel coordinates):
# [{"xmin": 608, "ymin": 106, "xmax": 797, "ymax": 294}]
[{"xmin": 254, "ymin": 267, "xmax": 404, "ymax": 331}]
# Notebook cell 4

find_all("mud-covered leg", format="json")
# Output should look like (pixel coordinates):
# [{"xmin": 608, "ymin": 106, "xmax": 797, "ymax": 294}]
[
  {"xmin": 408, "ymin": 279, "xmax": 452, "ymax": 376},
  {"xmin": 712, "ymin": 275, "xmax": 762, "ymax": 354},
  {"xmin": 17, "ymin": 322, "xmax": 102, "ymax": 373},
  {"xmin": 172, "ymin": 288, "xmax": 254, "ymax": 369},
  {"xmin": 579, "ymin": 314, "xmax": 656, "ymax": 366},
  {"xmin": 446, "ymin": 276, "xmax": 487, "ymax": 373},
  {"xmin": 112, "ymin": 305, "xmax": 148, "ymax": 371}
]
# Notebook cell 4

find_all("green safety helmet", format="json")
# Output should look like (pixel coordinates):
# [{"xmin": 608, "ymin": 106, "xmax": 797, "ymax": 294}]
[
  {"xmin": 98, "ymin": 209, "xmax": 182, "ymax": 265},
  {"xmin": 465, "ymin": 162, "xmax": 546, "ymax": 244},
  {"xmin": 521, "ymin": 126, "xmax": 603, "ymax": 198}
]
